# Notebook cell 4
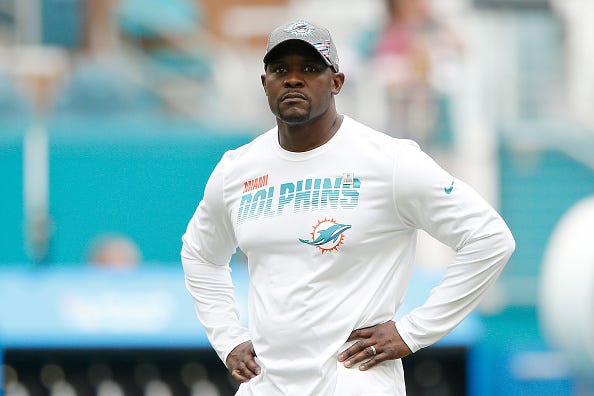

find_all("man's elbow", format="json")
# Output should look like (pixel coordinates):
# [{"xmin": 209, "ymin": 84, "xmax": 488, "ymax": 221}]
[{"xmin": 500, "ymin": 226, "xmax": 516, "ymax": 262}]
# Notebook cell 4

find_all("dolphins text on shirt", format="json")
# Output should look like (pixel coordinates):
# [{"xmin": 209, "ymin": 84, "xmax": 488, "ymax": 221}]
[{"xmin": 237, "ymin": 177, "xmax": 361, "ymax": 224}]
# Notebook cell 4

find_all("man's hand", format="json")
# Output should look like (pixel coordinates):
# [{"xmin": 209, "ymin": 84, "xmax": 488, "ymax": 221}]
[
  {"xmin": 226, "ymin": 341, "xmax": 261, "ymax": 383},
  {"xmin": 337, "ymin": 321, "xmax": 412, "ymax": 371}
]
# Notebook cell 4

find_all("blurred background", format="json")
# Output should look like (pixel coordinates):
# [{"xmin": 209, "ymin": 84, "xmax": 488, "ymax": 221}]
[{"xmin": 1, "ymin": 0, "xmax": 593, "ymax": 394}]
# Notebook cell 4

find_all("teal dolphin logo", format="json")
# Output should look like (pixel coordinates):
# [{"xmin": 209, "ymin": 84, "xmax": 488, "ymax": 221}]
[
  {"xmin": 300, "ymin": 218, "xmax": 351, "ymax": 253},
  {"xmin": 444, "ymin": 178, "xmax": 455, "ymax": 194}
]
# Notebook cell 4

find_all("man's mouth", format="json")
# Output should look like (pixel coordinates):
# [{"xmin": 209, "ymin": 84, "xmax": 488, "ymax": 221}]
[{"xmin": 281, "ymin": 92, "xmax": 307, "ymax": 103}]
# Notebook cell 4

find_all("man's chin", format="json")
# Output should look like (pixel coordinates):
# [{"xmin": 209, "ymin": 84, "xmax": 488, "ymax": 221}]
[{"xmin": 279, "ymin": 111, "xmax": 310, "ymax": 125}]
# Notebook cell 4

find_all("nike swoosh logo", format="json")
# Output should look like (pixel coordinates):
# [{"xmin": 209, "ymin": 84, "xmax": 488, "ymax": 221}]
[{"xmin": 444, "ymin": 179, "xmax": 454, "ymax": 194}]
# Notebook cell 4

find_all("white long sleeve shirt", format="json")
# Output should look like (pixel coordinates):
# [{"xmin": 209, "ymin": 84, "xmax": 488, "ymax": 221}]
[{"xmin": 181, "ymin": 115, "xmax": 515, "ymax": 395}]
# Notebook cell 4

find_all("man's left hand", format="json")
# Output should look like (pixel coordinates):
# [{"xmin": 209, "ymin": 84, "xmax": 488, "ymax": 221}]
[{"xmin": 337, "ymin": 321, "xmax": 412, "ymax": 371}]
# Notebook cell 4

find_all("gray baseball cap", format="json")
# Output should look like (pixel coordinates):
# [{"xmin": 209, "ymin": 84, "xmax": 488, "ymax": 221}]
[{"xmin": 263, "ymin": 20, "xmax": 339, "ymax": 72}]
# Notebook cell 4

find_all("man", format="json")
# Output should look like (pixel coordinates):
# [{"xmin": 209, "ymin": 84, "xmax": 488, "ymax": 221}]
[{"xmin": 181, "ymin": 20, "xmax": 515, "ymax": 395}]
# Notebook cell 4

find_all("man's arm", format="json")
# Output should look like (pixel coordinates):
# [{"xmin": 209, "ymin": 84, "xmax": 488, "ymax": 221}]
[
  {"xmin": 182, "ymin": 259, "xmax": 252, "ymax": 364},
  {"xmin": 183, "ymin": 259, "xmax": 259, "ymax": 380},
  {"xmin": 339, "ymin": 143, "xmax": 514, "ymax": 370},
  {"xmin": 391, "ymin": 145, "xmax": 515, "ymax": 352},
  {"xmin": 181, "ymin": 156, "xmax": 260, "ymax": 380},
  {"xmin": 395, "ymin": 205, "xmax": 514, "ymax": 352}
]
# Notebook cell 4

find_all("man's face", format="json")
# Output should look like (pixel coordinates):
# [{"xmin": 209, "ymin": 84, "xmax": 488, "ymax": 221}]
[{"xmin": 261, "ymin": 40, "xmax": 342, "ymax": 124}]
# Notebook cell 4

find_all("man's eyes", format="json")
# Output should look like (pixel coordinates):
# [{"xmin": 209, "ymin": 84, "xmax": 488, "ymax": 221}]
[{"xmin": 271, "ymin": 65, "xmax": 321, "ymax": 73}]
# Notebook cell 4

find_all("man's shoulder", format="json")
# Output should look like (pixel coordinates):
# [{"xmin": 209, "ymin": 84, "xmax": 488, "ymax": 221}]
[
  {"xmin": 343, "ymin": 116, "xmax": 421, "ymax": 152},
  {"xmin": 221, "ymin": 128, "xmax": 276, "ymax": 162}
]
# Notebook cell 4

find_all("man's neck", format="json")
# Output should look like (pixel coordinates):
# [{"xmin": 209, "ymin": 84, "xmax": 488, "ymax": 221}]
[{"xmin": 277, "ymin": 112, "xmax": 342, "ymax": 153}]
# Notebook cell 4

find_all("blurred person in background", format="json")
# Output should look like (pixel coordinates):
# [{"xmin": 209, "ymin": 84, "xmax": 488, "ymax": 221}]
[
  {"xmin": 181, "ymin": 20, "xmax": 514, "ymax": 396},
  {"xmin": 371, "ymin": 0, "xmax": 463, "ymax": 146},
  {"xmin": 85, "ymin": 233, "xmax": 142, "ymax": 268}
]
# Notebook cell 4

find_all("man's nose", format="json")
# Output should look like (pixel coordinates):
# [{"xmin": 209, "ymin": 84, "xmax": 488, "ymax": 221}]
[{"xmin": 283, "ymin": 71, "xmax": 305, "ymax": 87}]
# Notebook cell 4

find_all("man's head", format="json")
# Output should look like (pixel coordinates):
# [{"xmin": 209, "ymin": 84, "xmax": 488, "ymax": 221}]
[
  {"xmin": 261, "ymin": 21, "xmax": 344, "ymax": 125},
  {"xmin": 263, "ymin": 21, "xmax": 339, "ymax": 73}
]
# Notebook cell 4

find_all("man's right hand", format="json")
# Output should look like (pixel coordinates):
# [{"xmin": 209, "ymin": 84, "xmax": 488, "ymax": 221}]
[{"xmin": 226, "ymin": 341, "xmax": 261, "ymax": 383}]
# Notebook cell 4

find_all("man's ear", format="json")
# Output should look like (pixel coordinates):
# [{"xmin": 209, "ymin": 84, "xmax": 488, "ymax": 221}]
[
  {"xmin": 331, "ymin": 72, "xmax": 345, "ymax": 95},
  {"xmin": 261, "ymin": 74, "xmax": 267, "ymax": 95}
]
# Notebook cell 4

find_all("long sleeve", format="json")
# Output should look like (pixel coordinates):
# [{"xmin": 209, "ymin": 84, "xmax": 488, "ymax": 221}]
[
  {"xmin": 181, "ymin": 156, "xmax": 251, "ymax": 364},
  {"xmin": 392, "ymin": 143, "xmax": 515, "ymax": 352}
]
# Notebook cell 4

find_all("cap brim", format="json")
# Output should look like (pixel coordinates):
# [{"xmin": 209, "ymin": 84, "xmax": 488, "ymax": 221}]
[{"xmin": 263, "ymin": 38, "xmax": 334, "ymax": 69}]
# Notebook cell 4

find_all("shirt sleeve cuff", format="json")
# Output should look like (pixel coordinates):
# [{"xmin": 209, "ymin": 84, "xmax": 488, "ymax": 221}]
[
  {"xmin": 395, "ymin": 318, "xmax": 421, "ymax": 353},
  {"xmin": 221, "ymin": 331, "xmax": 253, "ymax": 367}
]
